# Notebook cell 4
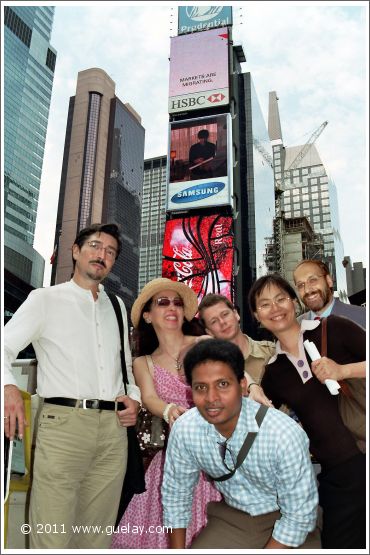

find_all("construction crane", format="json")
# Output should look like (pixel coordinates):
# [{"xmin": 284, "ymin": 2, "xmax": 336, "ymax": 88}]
[
  {"xmin": 273, "ymin": 120, "xmax": 328, "ymax": 277},
  {"xmin": 275, "ymin": 121, "xmax": 328, "ymax": 193}
]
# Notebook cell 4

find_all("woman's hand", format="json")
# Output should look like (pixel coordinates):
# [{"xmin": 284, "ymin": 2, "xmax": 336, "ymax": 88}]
[
  {"xmin": 168, "ymin": 404, "xmax": 187, "ymax": 428},
  {"xmin": 248, "ymin": 383, "xmax": 274, "ymax": 408}
]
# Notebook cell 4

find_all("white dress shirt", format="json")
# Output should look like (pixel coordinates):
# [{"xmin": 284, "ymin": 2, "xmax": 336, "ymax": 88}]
[{"xmin": 4, "ymin": 279, "xmax": 140, "ymax": 403}]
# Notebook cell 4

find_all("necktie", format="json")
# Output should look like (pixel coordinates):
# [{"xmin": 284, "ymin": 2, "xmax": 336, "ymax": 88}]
[{"xmin": 314, "ymin": 316, "xmax": 321, "ymax": 321}]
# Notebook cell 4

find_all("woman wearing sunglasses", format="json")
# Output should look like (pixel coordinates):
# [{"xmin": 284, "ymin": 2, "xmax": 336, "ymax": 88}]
[{"xmin": 111, "ymin": 277, "xmax": 221, "ymax": 549}]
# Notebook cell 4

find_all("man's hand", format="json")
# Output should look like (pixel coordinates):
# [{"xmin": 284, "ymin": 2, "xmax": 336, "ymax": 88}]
[
  {"xmin": 116, "ymin": 396, "xmax": 140, "ymax": 427},
  {"xmin": 4, "ymin": 385, "xmax": 27, "ymax": 440}
]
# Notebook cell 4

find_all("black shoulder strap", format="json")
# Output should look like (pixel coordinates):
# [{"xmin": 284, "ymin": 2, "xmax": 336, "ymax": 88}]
[
  {"xmin": 107, "ymin": 292, "xmax": 128, "ymax": 394},
  {"xmin": 211, "ymin": 404, "xmax": 268, "ymax": 482}
]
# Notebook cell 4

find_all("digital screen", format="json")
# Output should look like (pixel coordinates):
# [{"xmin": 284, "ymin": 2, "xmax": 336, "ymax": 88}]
[
  {"xmin": 169, "ymin": 27, "xmax": 229, "ymax": 114},
  {"xmin": 167, "ymin": 113, "xmax": 233, "ymax": 211},
  {"xmin": 162, "ymin": 214, "xmax": 234, "ymax": 303}
]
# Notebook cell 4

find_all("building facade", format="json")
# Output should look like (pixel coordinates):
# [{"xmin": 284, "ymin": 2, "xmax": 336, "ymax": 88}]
[
  {"xmin": 4, "ymin": 5, "xmax": 56, "ymax": 318},
  {"xmin": 268, "ymin": 91, "xmax": 347, "ymax": 299},
  {"xmin": 231, "ymin": 70, "xmax": 275, "ymax": 335},
  {"xmin": 51, "ymin": 68, "xmax": 145, "ymax": 313},
  {"xmin": 139, "ymin": 156, "xmax": 167, "ymax": 290}
]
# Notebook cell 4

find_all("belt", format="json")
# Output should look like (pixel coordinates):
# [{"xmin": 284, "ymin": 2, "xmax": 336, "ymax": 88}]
[{"xmin": 44, "ymin": 397, "xmax": 125, "ymax": 411}]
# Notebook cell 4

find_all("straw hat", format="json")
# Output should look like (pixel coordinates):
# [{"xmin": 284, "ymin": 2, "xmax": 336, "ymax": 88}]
[{"xmin": 131, "ymin": 277, "xmax": 198, "ymax": 328}]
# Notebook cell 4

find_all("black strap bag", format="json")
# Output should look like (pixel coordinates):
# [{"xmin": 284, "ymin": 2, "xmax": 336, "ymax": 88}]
[
  {"xmin": 108, "ymin": 293, "xmax": 146, "ymax": 525},
  {"xmin": 206, "ymin": 404, "xmax": 268, "ymax": 482}
]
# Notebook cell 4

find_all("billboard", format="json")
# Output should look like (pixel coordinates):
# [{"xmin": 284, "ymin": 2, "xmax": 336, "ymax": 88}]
[
  {"xmin": 167, "ymin": 113, "xmax": 233, "ymax": 211},
  {"xmin": 162, "ymin": 214, "xmax": 234, "ymax": 302},
  {"xmin": 178, "ymin": 6, "xmax": 233, "ymax": 35},
  {"xmin": 168, "ymin": 27, "xmax": 229, "ymax": 114}
]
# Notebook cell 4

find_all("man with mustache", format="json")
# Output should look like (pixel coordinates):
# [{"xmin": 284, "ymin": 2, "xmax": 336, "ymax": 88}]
[
  {"xmin": 161, "ymin": 339, "xmax": 320, "ymax": 549},
  {"xmin": 4, "ymin": 223, "xmax": 141, "ymax": 549},
  {"xmin": 293, "ymin": 259, "xmax": 366, "ymax": 329}
]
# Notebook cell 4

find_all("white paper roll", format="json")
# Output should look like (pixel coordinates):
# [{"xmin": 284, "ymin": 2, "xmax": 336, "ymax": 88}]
[{"xmin": 303, "ymin": 340, "xmax": 340, "ymax": 395}]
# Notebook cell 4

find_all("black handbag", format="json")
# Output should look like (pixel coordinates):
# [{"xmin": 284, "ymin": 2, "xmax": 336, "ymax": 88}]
[
  {"xmin": 108, "ymin": 293, "xmax": 146, "ymax": 525},
  {"xmin": 136, "ymin": 355, "xmax": 169, "ymax": 462}
]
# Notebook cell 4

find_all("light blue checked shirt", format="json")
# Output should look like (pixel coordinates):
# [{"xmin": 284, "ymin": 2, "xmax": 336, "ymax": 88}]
[{"xmin": 162, "ymin": 397, "xmax": 318, "ymax": 547}]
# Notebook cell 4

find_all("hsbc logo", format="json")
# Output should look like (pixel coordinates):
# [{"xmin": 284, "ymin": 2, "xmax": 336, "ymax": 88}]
[
  {"xmin": 169, "ymin": 90, "xmax": 229, "ymax": 113},
  {"xmin": 170, "ymin": 96, "xmax": 206, "ymax": 110},
  {"xmin": 208, "ymin": 93, "xmax": 226, "ymax": 103}
]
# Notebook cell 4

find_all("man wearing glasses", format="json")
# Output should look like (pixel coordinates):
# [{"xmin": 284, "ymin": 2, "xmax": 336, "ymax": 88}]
[
  {"xmin": 4, "ymin": 223, "xmax": 141, "ymax": 549},
  {"xmin": 293, "ymin": 259, "xmax": 366, "ymax": 329},
  {"xmin": 198, "ymin": 294, "xmax": 275, "ymax": 395},
  {"xmin": 161, "ymin": 339, "xmax": 320, "ymax": 549}
]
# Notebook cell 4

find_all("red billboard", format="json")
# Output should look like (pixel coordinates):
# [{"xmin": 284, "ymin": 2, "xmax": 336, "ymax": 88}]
[{"xmin": 162, "ymin": 214, "xmax": 234, "ymax": 303}]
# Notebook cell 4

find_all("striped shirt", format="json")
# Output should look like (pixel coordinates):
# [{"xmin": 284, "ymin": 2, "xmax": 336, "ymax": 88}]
[{"xmin": 162, "ymin": 397, "xmax": 318, "ymax": 547}]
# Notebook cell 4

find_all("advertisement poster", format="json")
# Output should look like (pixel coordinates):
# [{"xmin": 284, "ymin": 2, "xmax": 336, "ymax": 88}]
[
  {"xmin": 162, "ymin": 214, "xmax": 234, "ymax": 302},
  {"xmin": 168, "ymin": 27, "xmax": 229, "ymax": 114},
  {"xmin": 178, "ymin": 6, "xmax": 233, "ymax": 35},
  {"xmin": 167, "ymin": 113, "xmax": 232, "ymax": 211}
]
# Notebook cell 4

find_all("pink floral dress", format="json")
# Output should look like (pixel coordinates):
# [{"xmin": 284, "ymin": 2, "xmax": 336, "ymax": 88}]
[{"xmin": 111, "ymin": 361, "xmax": 222, "ymax": 549}]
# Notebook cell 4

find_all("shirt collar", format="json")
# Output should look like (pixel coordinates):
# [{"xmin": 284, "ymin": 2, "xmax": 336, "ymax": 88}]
[
  {"xmin": 309, "ymin": 298, "xmax": 335, "ymax": 320},
  {"xmin": 208, "ymin": 397, "xmax": 260, "ymax": 444},
  {"xmin": 69, "ymin": 278, "xmax": 104, "ymax": 298},
  {"xmin": 267, "ymin": 319, "xmax": 320, "ymax": 364}
]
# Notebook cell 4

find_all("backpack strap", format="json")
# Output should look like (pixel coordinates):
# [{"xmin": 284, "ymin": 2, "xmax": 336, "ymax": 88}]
[
  {"xmin": 211, "ymin": 404, "xmax": 268, "ymax": 482},
  {"xmin": 320, "ymin": 317, "xmax": 327, "ymax": 357},
  {"xmin": 107, "ymin": 292, "xmax": 128, "ymax": 395}
]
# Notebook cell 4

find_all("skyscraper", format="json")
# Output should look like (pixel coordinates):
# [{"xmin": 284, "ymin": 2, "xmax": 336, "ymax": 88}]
[
  {"xmin": 3, "ymin": 5, "xmax": 57, "ymax": 318},
  {"xmin": 51, "ymin": 68, "xmax": 145, "ymax": 312},
  {"xmin": 139, "ymin": 155, "xmax": 167, "ymax": 290},
  {"xmin": 268, "ymin": 91, "xmax": 347, "ymax": 298}
]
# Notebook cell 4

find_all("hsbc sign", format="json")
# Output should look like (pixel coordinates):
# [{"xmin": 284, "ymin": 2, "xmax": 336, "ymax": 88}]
[
  {"xmin": 169, "ymin": 88, "xmax": 229, "ymax": 114},
  {"xmin": 168, "ymin": 28, "xmax": 229, "ymax": 115}
]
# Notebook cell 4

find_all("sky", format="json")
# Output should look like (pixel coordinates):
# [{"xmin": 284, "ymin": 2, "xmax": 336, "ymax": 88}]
[{"xmin": 26, "ymin": 1, "xmax": 368, "ymax": 286}]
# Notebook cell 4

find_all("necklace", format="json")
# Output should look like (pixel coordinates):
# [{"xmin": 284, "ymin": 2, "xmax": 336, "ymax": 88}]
[
  {"xmin": 162, "ymin": 350, "xmax": 183, "ymax": 372},
  {"xmin": 170, "ymin": 354, "xmax": 183, "ymax": 372}
]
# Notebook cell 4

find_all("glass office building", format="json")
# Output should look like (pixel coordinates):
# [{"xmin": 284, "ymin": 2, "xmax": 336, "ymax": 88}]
[
  {"xmin": 3, "ymin": 6, "xmax": 56, "ymax": 316},
  {"xmin": 103, "ymin": 98, "xmax": 145, "ymax": 310},
  {"xmin": 234, "ymin": 72, "xmax": 275, "ymax": 335},
  {"xmin": 139, "ymin": 156, "xmax": 167, "ymax": 290},
  {"xmin": 51, "ymin": 69, "xmax": 145, "ymax": 316}
]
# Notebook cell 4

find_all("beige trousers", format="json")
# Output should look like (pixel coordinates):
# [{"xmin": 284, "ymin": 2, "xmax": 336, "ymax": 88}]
[
  {"xmin": 29, "ymin": 403, "xmax": 127, "ymax": 549},
  {"xmin": 191, "ymin": 501, "xmax": 321, "ymax": 549}
]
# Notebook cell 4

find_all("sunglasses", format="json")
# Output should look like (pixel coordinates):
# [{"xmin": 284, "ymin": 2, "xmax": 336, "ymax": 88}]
[{"xmin": 153, "ymin": 297, "xmax": 184, "ymax": 308}]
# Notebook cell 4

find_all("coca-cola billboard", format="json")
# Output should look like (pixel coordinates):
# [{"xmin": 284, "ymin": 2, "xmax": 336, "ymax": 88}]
[{"xmin": 162, "ymin": 214, "xmax": 234, "ymax": 302}]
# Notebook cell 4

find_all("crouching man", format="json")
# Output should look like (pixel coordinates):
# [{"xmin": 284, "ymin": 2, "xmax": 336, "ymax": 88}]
[{"xmin": 161, "ymin": 339, "xmax": 320, "ymax": 549}]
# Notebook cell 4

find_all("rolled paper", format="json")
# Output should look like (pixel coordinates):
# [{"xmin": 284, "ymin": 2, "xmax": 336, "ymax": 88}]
[{"xmin": 303, "ymin": 340, "xmax": 340, "ymax": 395}]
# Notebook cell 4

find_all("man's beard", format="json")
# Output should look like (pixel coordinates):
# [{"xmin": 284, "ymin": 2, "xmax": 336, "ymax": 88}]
[{"xmin": 304, "ymin": 285, "xmax": 332, "ymax": 312}]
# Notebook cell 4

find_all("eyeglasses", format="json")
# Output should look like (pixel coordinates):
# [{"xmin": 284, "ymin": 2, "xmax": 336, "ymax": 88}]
[
  {"xmin": 218, "ymin": 441, "xmax": 236, "ymax": 473},
  {"xmin": 256, "ymin": 295, "xmax": 291, "ymax": 312},
  {"xmin": 295, "ymin": 275, "xmax": 324, "ymax": 292},
  {"xmin": 153, "ymin": 297, "xmax": 184, "ymax": 308},
  {"xmin": 86, "ymin": 241, "xmax": 117, "ymax": 260}
]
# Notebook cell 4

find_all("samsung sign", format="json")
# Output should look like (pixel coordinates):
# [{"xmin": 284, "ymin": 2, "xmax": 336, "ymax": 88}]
[
  {"xmin": 178, "ymin": 6, "xmax": 233, "ymax": 35},
  {"xmin": 171, "ymin": 182, "xmax": 225, "ymax": 204}
]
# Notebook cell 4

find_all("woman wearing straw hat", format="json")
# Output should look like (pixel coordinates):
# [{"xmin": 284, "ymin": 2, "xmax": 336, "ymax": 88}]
[
  {"xmin": 111, "ymin": 278, "xmax": 221, "ymax": 549},
  {"xmin": 112, "ymin": 277, "xmax": 270, "ymax": 549}
]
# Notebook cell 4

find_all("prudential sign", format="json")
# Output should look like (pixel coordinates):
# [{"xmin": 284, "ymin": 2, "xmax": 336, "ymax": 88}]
[{"xmin": 178, "ymin": 6, "xmax": 233, "ymax": 35}]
